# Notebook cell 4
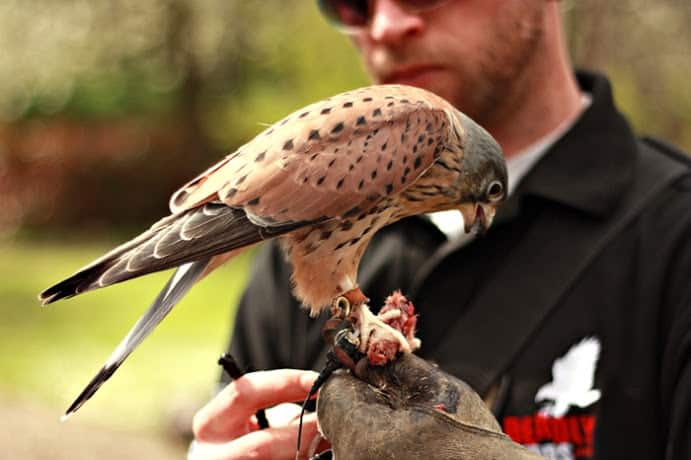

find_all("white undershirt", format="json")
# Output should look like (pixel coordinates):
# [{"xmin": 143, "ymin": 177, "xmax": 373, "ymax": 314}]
[{"xmin": 428, "ymin": 93, "xmax": 592, "ymax": 240}]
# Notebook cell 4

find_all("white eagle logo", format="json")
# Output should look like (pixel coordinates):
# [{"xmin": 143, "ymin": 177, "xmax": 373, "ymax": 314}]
[{"xmin": 535, "ymin": 337, "xmax": 602, "ymax": 417}]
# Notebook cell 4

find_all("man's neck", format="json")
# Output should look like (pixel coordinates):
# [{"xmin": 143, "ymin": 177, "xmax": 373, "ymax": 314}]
[{"xmin": 491, "ymin": 74, "xmax": 582, "ymax": 158}]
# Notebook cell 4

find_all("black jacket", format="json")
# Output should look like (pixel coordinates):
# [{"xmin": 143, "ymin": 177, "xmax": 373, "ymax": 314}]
[{"xmin": 227, "ymin": 72, "xmax": 691, "ymax": 460}]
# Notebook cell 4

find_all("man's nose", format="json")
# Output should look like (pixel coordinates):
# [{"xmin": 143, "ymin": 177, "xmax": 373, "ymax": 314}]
[{"xmin": 369, "ymin": 0, "xmax": 424, "ymax": 43}]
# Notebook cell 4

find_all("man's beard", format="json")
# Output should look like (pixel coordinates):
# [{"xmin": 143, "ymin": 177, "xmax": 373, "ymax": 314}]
[
  {"xmin": 363, "ymin": 8, "xmax": 545, "ymax": 129},
  {"xmin": 461, "ymin": 9, "xmax": 546, "ymax": 129}
]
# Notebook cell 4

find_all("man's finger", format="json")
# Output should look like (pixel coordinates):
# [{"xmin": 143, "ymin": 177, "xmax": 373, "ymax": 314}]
[
  {"xmin": 193, "ymin": 369, "xmax": 318, "ymax": 442},
  {"xmin": 265, "ymin": 402, "xmax": 303, "ymax": 426},
  {"xmin": 189, "ymin": 413, "xmax": 322, "ymax": 460}
]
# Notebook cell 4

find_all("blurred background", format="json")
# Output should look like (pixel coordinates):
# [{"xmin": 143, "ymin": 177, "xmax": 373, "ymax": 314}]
[{"xmin": 0, "ymin": 0, "xmax": 689, "ymax": 457}]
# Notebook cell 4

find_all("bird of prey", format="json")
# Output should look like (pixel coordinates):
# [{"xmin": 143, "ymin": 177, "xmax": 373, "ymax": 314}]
[{"xmin": 39, "ymin": 84, "xmax": 507, "ymax": 419}]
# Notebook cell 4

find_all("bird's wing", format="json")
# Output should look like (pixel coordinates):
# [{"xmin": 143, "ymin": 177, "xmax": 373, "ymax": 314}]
[
  {"xmin": 40, "ymin": 86, "xmax": 452, "ymax": 304},
  {"xmin": 170, "ymin": 85, "xmax": 452, "ymax": 224},
  {"xmin": 39, "ymin": 203, "xmax": 305, "ymax": 304},
  {"xmin": 62, "ymin": 259, "xmax": 209, "ymax": 419}
]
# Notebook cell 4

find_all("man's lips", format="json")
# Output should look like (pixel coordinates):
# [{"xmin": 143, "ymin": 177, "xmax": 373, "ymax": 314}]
[{"xmin": 381, "ymin": 65, "xmax": 444, "ymax": 85}]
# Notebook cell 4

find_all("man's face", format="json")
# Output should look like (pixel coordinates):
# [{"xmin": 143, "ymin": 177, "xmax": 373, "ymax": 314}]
[{"xmin": 350, "ymin": 0, "xmax": 547, "ymax": 126}]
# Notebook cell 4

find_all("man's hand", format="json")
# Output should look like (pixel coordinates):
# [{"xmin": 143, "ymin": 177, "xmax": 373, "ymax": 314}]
[
  {"xmin": 190, "ymin": 369, "xmax": 321, "ymax": 460},
  {"xmin": 317, "ymin": 353, "xmax": 544, "ymax": 460}
]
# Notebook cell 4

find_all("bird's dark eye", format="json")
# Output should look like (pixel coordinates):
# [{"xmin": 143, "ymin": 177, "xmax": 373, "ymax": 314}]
[{"xmin": 487, "ymin": 180, "xmax": 504, "ymax": 202}]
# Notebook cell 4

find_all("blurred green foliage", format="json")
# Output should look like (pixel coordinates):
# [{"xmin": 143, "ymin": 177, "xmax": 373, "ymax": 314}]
[
  {"xmin": 0, "ymin": 0, "xmax": 370, "ymax": 233},
  {"xmin": 1, "ymin": 0, "xmax": 689, "ymax": 234},
  {"xmin": 0, "ymin": 238, "xmax": 253, "ymax": 430},
  {"xmin": 0, "ymin": 1, "xmax": 368, "ymax": 138}
]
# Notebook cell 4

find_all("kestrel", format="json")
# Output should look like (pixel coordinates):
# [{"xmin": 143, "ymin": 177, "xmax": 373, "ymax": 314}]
[{"xmin": 39, "ymin": 84, "xmax": 507, "ymax": 418}]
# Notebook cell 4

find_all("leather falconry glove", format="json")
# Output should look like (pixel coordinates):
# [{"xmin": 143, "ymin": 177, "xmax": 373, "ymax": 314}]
[{"xmin": 316, "ymin": 352, "xmax": 543, "ymax": 460}]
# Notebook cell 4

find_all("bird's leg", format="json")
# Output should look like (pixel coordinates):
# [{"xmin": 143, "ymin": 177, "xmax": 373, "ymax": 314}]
[
  {"xmin": 349, "ymin": 291, "xmax": 421, "ymax": 366},
  {"xmin": 350, "ymin": 303, "xmax": 411, "ymax": 365},
  {"xmin": 297, "ymin": 292, "xmax": 420, "ymax": 455}
]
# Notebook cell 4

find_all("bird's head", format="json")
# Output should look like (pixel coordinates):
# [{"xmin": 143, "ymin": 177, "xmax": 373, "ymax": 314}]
[{"xmin": 446, "ymin": 109, "xmax": 508, "ymax": 234}]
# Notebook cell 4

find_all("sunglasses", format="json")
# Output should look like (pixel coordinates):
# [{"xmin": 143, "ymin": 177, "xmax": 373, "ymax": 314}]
[{"xmin": 317, "ymin": 0, "xmax": 453, "ymax": 34}]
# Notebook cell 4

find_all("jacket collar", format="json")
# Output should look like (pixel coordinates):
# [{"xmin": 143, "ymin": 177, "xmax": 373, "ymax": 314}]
[{"xmin": 497, "ymin": 71, "xmax": 638, "ymax": 222}]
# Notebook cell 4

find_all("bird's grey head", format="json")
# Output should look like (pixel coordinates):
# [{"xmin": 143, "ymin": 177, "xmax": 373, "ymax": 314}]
[{"xmin": 447, "ymin": 109, "xmax": 508, "ymax": 234}]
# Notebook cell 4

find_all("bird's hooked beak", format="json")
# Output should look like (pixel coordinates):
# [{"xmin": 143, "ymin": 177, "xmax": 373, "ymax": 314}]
[{"xmin": 459, "ymin": 202, "xmax": 497, "ymax": 235}]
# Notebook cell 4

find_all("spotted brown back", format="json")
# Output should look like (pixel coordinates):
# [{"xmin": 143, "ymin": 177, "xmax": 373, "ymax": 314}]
[{"xmin": 170, "ymin": 85, "xmax": 457, "ymax": 225}]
